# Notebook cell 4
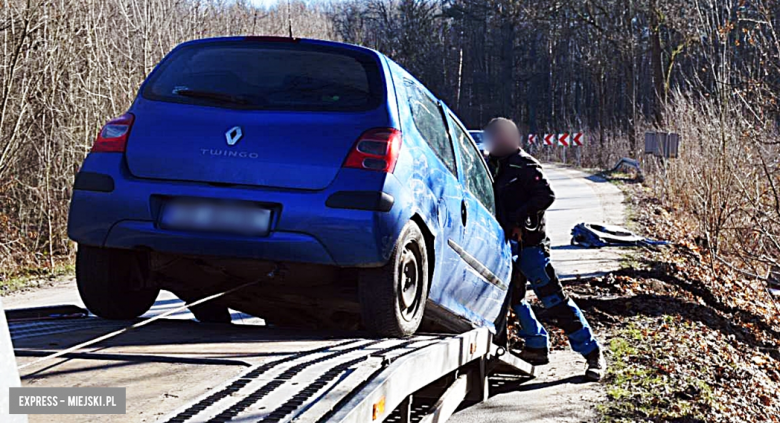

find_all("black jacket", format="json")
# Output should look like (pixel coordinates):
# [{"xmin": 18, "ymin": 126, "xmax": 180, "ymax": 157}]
[{"xmin": 488, "ymin": 149, "xmax": 556, "ymax": 248}]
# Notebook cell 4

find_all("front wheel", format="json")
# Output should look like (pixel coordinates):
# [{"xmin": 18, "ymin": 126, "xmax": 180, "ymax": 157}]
[
  {"xmin": 76, "ymin": 245, "xmax": 159, "ymax": 320},
  {"xmin": 358, "ymin": 221, "xmax": 429, "ymax": 337}
]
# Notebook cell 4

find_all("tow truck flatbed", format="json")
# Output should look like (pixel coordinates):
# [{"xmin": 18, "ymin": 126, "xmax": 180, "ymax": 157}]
[{"xmin": 3, "ymin": 304, "xmax": 533, "ymax": 423}]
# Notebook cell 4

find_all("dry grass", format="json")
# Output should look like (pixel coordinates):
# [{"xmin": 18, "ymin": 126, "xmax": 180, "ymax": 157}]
[
  {"xmin": 643, "ymin": 92, "xmax": 780, "ymax": 276},
  {"xmin": 1, "ymin": 0, "xmax": 779, "ymax": 284},
  {"xmin": 0, "ymin": 0, "xmax": 334, "ymax": 282}
]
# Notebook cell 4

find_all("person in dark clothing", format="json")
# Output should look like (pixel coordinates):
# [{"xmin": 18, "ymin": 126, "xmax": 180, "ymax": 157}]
[{"xmin": 484, "ymin": 117, "xmax": 606, "ymax": 381}]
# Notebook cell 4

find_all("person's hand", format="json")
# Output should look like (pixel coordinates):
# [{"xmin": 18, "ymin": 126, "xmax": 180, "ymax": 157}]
[{"xmin": 511, "ymin": 226, "xmax": 523, "ymax": 241}]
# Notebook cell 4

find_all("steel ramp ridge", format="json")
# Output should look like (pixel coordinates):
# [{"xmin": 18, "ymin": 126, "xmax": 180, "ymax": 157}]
[
  {"xmin": 9, "ymin": 306, "xmax": 536, "ymax": 423},
  {"xmin": 157, "ymin": 335, "xmax": 442, "ymax": 423},
  {"xmin": 323, "ymin": 328, "xmax": 535, "ymax": 423}
]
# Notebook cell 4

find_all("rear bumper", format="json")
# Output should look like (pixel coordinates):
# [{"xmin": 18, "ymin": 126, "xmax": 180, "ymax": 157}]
[
  {"xmin": 68, "ymin": 154, "xmax": 410, "ymax": 267},
  {"xmin": 104, "ymin": 221, "xmax": 335, "ymax": 263}
]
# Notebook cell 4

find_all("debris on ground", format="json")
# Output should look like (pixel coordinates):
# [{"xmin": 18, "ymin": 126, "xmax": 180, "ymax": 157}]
[
  {"xmin": 610, "ymin": 158, "xmax": 644, "ymax": 181},
  {"xmin": 571, "ymin": 222, "xmax": 669, "ymax": 248}
]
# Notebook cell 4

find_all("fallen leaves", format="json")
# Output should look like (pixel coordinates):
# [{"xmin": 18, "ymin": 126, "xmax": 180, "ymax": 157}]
[{"xmin": 561, "ymin": 180, "xmax": 780, "ymax": 422}]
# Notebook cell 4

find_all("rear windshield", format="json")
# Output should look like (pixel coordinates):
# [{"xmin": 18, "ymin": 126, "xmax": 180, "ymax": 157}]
[{"xmin": 141, "ymin": 41, "xmax": 385, "ymax": 112}]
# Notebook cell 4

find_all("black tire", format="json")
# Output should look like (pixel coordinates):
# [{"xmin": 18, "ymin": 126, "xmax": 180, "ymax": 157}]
[
  {"xmin": 190, "ymin": 303, "xmax": 231, "ymax": 323},
  {"xmin": 176, "ymin": 291, "xmax": 232, "ymax": 324},
  {"xmin": 76, "ymin": 245, "xmax": 159, "ymax": 320},
  {"xmin": 358, "ymin": 221, "xmax": 429, "ymax": 337}
]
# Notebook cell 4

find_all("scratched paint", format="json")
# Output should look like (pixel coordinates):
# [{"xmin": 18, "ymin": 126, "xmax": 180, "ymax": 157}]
[{"xmin": 386, "ymin": 59, "xmax": 512, "ymax": 333}]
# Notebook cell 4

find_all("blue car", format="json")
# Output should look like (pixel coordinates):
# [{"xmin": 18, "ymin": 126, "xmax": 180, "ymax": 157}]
[
  {"xmin": 68, "ymin": 36, "xmax": 512, "ymax": 337},
  {"xmin": 468, "ymin": 130, "xmax": 486, "ymax": 151}
]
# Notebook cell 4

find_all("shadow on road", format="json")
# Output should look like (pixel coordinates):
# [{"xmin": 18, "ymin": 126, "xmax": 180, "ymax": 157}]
[{"xmin": 488, "ymin": 374, "xmax": 587, "ymax": 398}]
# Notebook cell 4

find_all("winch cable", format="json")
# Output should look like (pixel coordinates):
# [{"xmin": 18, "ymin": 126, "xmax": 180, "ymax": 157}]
[{"xmin": 16, "ymin": 267, "xmax": 282, "ymax": 371}]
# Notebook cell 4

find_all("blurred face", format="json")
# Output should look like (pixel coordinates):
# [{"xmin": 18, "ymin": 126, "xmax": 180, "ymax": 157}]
[{"xmin": 485, "ymin": 121, "xmax": 521, "ymax": 156}]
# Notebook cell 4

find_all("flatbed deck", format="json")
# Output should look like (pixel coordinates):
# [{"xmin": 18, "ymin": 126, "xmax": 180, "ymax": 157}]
[{"xmin": 4, "ymin": 305, "xmax": 533, "ymax": 423}]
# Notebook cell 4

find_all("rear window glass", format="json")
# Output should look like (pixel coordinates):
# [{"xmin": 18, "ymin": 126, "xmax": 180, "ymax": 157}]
[{"xmin": 142, "ymin": 41, "xmax": 385, "ymax": 112}]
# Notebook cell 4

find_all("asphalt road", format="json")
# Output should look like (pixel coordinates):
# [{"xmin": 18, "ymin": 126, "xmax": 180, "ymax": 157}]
[{"xmin": 4, "ymin": 164, "xmax": 627, "ymax": 423}]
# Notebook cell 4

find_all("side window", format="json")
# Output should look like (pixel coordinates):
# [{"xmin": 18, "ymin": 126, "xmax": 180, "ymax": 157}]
[
  {"xmin": 404, "ymin": 81, "xmax": 457, "ymax": 176},
  {"xmin": 449, "ymin": 113, "xmax": 496, "ymax": 215}
]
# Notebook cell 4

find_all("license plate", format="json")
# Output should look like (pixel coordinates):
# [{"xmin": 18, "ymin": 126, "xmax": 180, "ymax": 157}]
[{"xmin": 160, "ymin": 200, "xmax": 272, "ymax": 236}]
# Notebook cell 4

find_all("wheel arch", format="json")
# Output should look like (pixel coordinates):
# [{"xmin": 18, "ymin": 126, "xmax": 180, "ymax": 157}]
[{"xmin": 410, "ymin": 214, "xmax": 435, "ymax": 294}]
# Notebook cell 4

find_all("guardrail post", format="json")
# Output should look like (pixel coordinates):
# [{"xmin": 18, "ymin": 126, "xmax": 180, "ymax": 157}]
[{"xmin": 1, "ymin": 298, "xmax": 28, "ymax": 422}]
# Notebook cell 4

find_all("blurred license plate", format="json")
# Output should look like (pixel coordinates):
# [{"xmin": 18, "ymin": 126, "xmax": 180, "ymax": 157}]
[{"xmin": 160, "ymin": 200, "xmax": 272, "ymax": 236}]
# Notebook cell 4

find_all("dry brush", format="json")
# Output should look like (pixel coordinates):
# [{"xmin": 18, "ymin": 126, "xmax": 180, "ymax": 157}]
[{"xmin": 0, "ymin": 0, "xmax": 334, "ymax": 280}]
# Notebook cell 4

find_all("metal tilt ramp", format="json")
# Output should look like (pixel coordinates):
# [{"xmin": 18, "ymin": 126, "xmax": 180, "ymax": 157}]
[
  {"xmin": 159, "ymin": 328, "xmax": 534, "ymax": 423},
  {"xmin": 160, "ymin": 329, "xmax": 534, "ymax": 423},
  {"xmin": 4, "ymin": 303, "xmax": 534, "ymax": 423}
]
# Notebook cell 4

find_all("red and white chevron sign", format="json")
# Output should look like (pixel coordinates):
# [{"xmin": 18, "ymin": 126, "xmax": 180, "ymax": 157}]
[
  {"xmin": 557, "ymin": 133, "xmax": 570, "ymax": 147},
  {"xmin": 572, "ymin": 132, "xmax": 584, "ymax": 146},
  {"xmin": 528, "ymin": 134, "xmax": 537, "ymax": 144},
  {"xmin": 543, "ymin": 134, "xmax": 554, "ymax": 146}
]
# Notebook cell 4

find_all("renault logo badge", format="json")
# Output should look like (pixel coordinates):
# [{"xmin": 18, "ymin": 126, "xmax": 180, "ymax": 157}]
[{"xmin": 225, "ymin": 126, "xmax": 243, "ymax": 146}]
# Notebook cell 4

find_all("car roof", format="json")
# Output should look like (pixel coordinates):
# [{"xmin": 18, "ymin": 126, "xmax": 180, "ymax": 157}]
[{"xmin": 174, "ymin": 36, "xmax": 384, "ymax": 58}]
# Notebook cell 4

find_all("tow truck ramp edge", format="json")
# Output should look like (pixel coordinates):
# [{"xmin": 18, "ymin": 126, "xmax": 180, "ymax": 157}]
[
  {"xmin": 157, "ymin": 327, "xmax": 533, "ymax": 423},
  {"xmin": 3, "ymin": 303, "xmax": 534, "ymax": 423},
  {"xmin": 323, "ymin": 328, "xmax": 534, "ymax": 423}
]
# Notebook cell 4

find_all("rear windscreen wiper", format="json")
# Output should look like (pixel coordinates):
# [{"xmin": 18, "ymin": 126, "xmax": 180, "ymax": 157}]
[{"xmin": 174, "ymin": 89, "xmax": 250, "ymax": 106}]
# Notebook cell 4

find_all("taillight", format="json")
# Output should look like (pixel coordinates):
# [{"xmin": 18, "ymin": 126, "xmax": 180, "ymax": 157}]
[
  {"xmin": 91, "ymin": 113, "xmax": 135, "ymax": 153},
  {"xmin": 344, "ymin": 128, "xmax": 402, "ymax": 173}
]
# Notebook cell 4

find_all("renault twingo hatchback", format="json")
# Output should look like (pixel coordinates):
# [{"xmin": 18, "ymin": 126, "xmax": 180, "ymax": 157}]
[{"xmin": 68, "ymin": 37, "xmax": 512, "ymax": 337}]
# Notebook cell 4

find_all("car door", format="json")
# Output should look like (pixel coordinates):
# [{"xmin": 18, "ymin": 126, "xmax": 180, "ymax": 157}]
[
  {"xmin": 445, "ymin": 109, "xmax": 512, "ymax": 329},
  {"xmin": 398, "ymin": 79, "xmax": 473, "ymax": 319}
]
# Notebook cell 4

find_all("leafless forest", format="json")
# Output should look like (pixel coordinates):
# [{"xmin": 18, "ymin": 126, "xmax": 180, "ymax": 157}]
[{"xmin": 1, "ymin": 0, "xmax": 779, "ymax": 280}]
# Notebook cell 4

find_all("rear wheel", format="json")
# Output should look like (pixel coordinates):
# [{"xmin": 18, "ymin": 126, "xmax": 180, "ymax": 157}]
[
  {"xmin": 358, "ymin": 221, "xmax": 429, "ymax": 337},
  {"xmin": 76, "ymin": 245, "xmax": 159, "ymax": 320}
]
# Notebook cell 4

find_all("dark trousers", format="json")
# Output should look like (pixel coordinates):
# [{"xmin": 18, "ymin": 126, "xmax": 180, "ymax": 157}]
[{"xmin": 504, "ymin": 243, "xmax": 600, "ymax": 356}]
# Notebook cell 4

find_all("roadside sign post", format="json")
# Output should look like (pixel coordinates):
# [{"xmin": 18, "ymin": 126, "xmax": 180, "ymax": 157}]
[
  {"xmin": 644, "ymin": 132, "xmax": 680, "ymax": 159},
  {"xmin": 539, "ymin": 132, "xmax": 587, "ymax": 166},
  {"xmin": 644, "ymin": 131, "xmax": 681, "ymax": 177},
  {"xmin": 557, "ymin": 133, "xmax": 570, "ymax": 164},
  {"xmin": 543, "ymin": 134, "xmax": 554, "ymax": 162},
  {"xmin": 571, "ymin": 132, "xmax": 584, "ymax": 167}
]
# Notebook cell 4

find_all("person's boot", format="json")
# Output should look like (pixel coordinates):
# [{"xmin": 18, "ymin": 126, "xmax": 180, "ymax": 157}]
[
  {"xmin": 513, "ymin": 347, "xmax": 550, "ymax": 365},
  {"xmin": 585, "ymin": 348, "xmax": 606, "ymax": 381}
]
